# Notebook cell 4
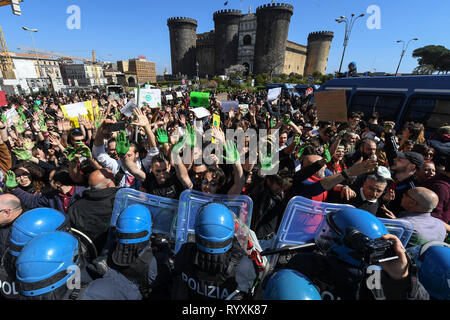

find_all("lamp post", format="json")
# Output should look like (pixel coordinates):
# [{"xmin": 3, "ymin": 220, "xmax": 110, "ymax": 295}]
[
  {"xmin": 395, "ymin": 38, "xmax": 418, "ymax": 75},
  {"xmin": 22, "ymin": 26, "xmax": 43, "ymax": 87},
  {"xmin": 335, "ymin": 13, "xmax": 365, "ymax": 74}
]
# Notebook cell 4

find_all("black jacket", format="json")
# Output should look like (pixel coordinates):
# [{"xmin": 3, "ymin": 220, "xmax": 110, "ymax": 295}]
[{"xmin": 68, "ymin": 187, "xmax": 119, "ymax": 252}]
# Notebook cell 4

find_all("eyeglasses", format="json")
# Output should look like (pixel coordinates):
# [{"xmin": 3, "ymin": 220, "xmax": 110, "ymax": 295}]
[
  {"xmin": 0, "ymin": 205, "xmax": 22, "ymax": 215},
  {"xmin": 202, "ymin": 179, "xmax": 218, "ymax": 187}
]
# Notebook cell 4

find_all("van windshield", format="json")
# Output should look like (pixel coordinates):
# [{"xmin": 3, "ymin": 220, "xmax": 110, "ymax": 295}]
[
  {"xmin": 348, "ymin": 92, "xmax": 405, "ymax": 121},
  {"xmin": 403, "ymin": 95, "xmax": 450, "ymax": 132}
]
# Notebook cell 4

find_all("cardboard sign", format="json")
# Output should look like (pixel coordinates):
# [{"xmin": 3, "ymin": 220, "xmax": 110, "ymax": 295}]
[
  {"xmin": 166, "ymin": 95, "xmax": 173, "ymax": 101},
  {"xmin": 220, "ymin": 101, "xmax": 239, "ymax": 113},
  {"xmin": 211, "ymin": 114, "xmax": 221, "ymax": 143},
  {"xmin": 176, "ymin": 92, "xmax": 183, "ymax": 98},
  {"xmin": 215, "ymin": 92, "xmax": 228, "ymax": 101},
  {"xmin": 314, "ymin": 90, "xmax": 348, "ymax": 123},
  {"xmin": 190, "ymin": 92, "xmax": 210, "ymax": 107},
  {"xmin": 268, "ymin": 87, "xmax": 282, "ymax": 102},
  {"xmin": 192, "ymin": 107, "xmax": 211, "ymax": 119},
  {"xmin": 0, "ymin": 91, "xmax": 7, "ymax": 107},
  {"xmin": 135, "ymin": 88, "xmax": 161, "ymax": 108}
]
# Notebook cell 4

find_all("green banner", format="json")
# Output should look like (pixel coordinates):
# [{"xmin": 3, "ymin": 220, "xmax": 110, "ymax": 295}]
[{"xmin": 190, "ymin": 92, "xmax": 210, "ymax": 107}]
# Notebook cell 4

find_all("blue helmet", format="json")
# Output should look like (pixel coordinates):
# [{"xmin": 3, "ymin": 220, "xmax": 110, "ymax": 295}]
[
  {"xmin": 263, "ymin": 269, "xmax": 322, "ymax": 300},
  {"xmin": 116, "ymin": 204, "xmax": 152, "ymax": 244},
  {"xmin": 194, "ymin": 202, "xmax": 235, "ymax": 254},
  {"xmin": 9, "ymin": 208, "xmax": 70, "ymax": 257},
  {"xmin": 417, "ymin": 241, "xmax": 450, "ymax": 300},
  {"xmin": 315, "ymin": 207, "xmax": 388, "ymax": 267},
  {"xmin": 15, "ymin": 231, "xmax": 79, "ymax": 297}
]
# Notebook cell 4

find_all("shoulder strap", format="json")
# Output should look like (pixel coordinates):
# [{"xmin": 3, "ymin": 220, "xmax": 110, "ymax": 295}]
[
  {"xmin": 115, "ymin": 167, "xmax": 126, "ymax": 186},
  {"xmin": 68, "ymin": 283, "xmax": 90, "ymax": 300}
]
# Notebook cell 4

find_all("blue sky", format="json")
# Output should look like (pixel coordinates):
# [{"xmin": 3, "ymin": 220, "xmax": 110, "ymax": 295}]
[{"xmin": 1, "ymin": 0, "xmax": 449, "ymax": 75}]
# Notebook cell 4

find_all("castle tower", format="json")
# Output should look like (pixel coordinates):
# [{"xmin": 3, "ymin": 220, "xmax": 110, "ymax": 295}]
[
  {"xmin": 213, "ymin": 9, "xmax": 242, "ymax": 75},
  {"xmin": 253, "ymin": 3, "xmax": 294, "ymax": 75},
  {"xmin": 304, "ymin": 31, "xmax": 334, "ymax": 76},
  {"xmin": 167, "ymin": 17, "xmax": 198, "ymax": 77}
]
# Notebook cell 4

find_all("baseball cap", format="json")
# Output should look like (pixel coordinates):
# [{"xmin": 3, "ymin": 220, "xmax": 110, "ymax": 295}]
[
  {"xmin": 396, "ymin": 151, "xmax": 424, "ymax": 169},
  {"xmin": 376, "ymin": 166, "xmax": 394, "ymax": 181}
]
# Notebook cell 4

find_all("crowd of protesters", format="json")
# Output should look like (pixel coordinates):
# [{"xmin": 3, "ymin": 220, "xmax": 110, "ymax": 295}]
[{"xmin": 0, "ymin": 84, "xmax": 449, "ymax": 300}]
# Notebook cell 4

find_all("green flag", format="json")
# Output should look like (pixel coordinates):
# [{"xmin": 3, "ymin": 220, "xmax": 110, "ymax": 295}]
[{"xmin": 190, "ymin": 92, "xmax": 210, "ymax": 107}]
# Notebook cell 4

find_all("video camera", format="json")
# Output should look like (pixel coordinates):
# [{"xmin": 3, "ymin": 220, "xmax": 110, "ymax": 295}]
[{"xmin": 343, "ymin": 228, "xmax": 397, "ymax": 265}]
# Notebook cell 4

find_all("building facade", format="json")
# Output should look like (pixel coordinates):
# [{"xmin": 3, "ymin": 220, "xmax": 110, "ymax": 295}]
[
  {"xmin": 60, "ymin": 63, "xmax": 107, "ymax": 87},
  {"xmin": 167, "ymin": 2, "xmax": 334, "ymax": 78}
]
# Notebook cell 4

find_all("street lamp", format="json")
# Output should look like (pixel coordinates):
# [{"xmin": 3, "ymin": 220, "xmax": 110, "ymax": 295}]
[
  {"xmin": 22, "ymin": 26, "xmax": 43, "ymax": 86},
  {"xmin": 335, "ymin": 13, "xmax": 365, "ymax": 74},
  {"xmin": 395, "ymin": 38, "xmax": 418, "ymax": 75}
]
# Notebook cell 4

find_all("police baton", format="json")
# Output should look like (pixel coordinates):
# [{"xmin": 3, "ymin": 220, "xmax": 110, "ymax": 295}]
[{"xmin": 260, "ymin": 243, "xmax": 316, "ymax": 256}]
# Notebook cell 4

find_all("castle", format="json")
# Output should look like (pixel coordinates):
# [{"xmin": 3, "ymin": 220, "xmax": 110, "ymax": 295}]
[{"xmin": 167, "ymin": 3, "xmax": 334, "ymax": 78}]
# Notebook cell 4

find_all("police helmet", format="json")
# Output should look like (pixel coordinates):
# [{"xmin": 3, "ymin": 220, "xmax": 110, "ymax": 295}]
[
  {"xmin": 417, "ymin": 241, "xmax": 450, "ymax": 300},
  {"xmin": 194, "ymin": 202, "xmax": 235, "ymax": 254},
  {"xmin": 263, "ymin": 269, "xmax": 322, "ymax": 300},
  {"xmin": 115, "ymin": 204, "xmax": 152, "ymax": 244},
  {"xmin": 9, "ymin": 208, "xmax": 70, "ymax": 257},
  {"xmin": 315, "ymin": 207, "xmax": 388, "ymax": 267},
  {"xmin": 16, "ymin": 231, "xmax": 80, "ymax": 297}
]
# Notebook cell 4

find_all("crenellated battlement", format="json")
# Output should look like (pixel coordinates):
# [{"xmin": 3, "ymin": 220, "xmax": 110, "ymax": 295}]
[
  {"xmin": 308, "ymin": 31, "xmax": 334, "ymax": 41},
  {"xmin": 213, "ymin": 9, "xmax": 242, "ymax": 18},
  {"xmin": 256, "ymin": 3, "xmax": 294, "ymax": 14},
  {"xmin": 167, "ymin": 17, "xmax": 198, "ymax": 26}
]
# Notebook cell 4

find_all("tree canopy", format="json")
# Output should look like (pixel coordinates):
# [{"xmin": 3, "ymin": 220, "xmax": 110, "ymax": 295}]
[{"xmin": 412, "ymin": 45, "xmax": 450, "ymax": 74}]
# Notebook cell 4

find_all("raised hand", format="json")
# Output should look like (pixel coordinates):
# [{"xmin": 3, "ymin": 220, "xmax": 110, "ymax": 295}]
[
  {"xmin": 23, "ymin": 138, "xmax": 35, "ymax": 151},
  {"xmin": 64, "ymin": 147, "xmax": 80, "ymax": 163},
  {"xmin": 186, "ymin": 123, "xmax": 197, "ymax": 149},
  {"xmin": 75, "ymin": 142, "xmax": 92, "ymax": 159},
  {"xmin": 131, "ymin": 108, "xmax": 150, "ymax": 127},
  {"xmin": 116, "ymin": 130, "xmax": 130, "ymax": 156},
  {"xmin": 13, "ymin": 149, "xmax": 32, "ymax": 161},
  {"xmin": 323, "ymin": 144, "xmax": 332, "ymax": 163},
  {"xmin": 156, "ymin": 128, "xmax": 169, "ymax": 144},
  {"xmin": 222, "ymin": 140, "xmax": 240, "ymax": 164},
  {"xmin": 5, "ymin": 171, "xmax": 18, "ymax": 189}
]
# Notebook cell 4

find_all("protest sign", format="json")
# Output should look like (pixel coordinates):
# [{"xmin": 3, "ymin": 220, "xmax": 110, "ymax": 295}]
[
  {"xmin": 176, "ymin": 92, "xmax": 183, "ymax": 98},
  {"xmin": 190, "ymin": 92, "xmax": 210, "ymax": 107},
  {"xmin": 3, "ymin": 107, "xmax": 19, "ymax": 126},
  {"xmin": 134, "ymin": 88, "xmax": 161, "ymax": 108},
  {"xmin": 109, "ymin": 94, "xmax": 120, "ymax": 101},
  {"xmin": 166, "ymin": 95, "xmax": 173, "ymax": 100},
  {"xmin": 215, "ymin": 92, "xmax": 228, "ymax": 101},
  {"xmin": 267, "ymin": 87, "xmax": 281, "ymax": 102},
  {"xmin": 61, "ymin": 101, "xmax": 91, "ymax": 128},
  {"xmin": 314, "ymin": 90, "xmax": 348, "ymax": 123},
  {"xmin": 191, "ymin": 107, "xmax": 211, "ymax": 119},
  {"xmin": 121, "ymin": 100, "xmax": 138, "ymax": 117},
  {"xmin": 220, "ymin": 100, "xmax": 239, "ymax": 113},
  {"xmin": 0, "ymin": 91, "xmax": 7, "ymax": 107},
  {"xmin": 211, "ymin": 113, "xmax": 221, "ymax": 143},
  {"xmin": 238, "ymin": 104, "xmax": 249, "ymax": 116}
]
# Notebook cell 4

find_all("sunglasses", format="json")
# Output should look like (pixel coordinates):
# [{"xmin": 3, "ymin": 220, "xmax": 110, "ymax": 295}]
[{"xmin": 202, "ymin": 179, "xmax": 218, "ymax": 187}]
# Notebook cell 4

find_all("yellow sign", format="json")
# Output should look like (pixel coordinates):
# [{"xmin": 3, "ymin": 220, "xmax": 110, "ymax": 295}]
[{"xmin": 212, "ymin": 114, "xmax": 221, "ymax": 143}]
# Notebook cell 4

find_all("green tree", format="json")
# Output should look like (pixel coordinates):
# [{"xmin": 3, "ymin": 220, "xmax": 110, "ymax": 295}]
[{"xmin": 412, "ymin": 45, "xmax": 450, "ymax": 74}]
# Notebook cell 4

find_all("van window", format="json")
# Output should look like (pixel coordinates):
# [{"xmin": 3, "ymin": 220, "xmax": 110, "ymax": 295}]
[
  {"xmin": 402, "ymin": 95, "xmax": 450, "ymax": 131},
  {"xmin": 348, "ymin": 93, "xmax": 405, "ymax": 121}
]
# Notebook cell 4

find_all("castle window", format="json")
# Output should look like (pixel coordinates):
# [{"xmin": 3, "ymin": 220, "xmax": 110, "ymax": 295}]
[{"xmin": 243, "ymin": 35, "xmax": 252, "ymax": 46}]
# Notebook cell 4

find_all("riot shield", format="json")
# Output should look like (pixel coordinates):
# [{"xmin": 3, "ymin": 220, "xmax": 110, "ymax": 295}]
[
  {"xmin": 110, "ymin": 188, "xmax": 179, "ymax": 241},
  {"xmin": 267, "ymin": 196, "xmax": 415, "ymax": 271},
  {"xmin": 174, "ymin": 190, "xmax": 253, "ymax": 254}
]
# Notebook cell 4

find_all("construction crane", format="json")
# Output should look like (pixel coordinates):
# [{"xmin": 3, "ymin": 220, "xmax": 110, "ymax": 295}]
[
  {"xmin": 18, "ymin": 46, "xmax": 103, "ymax": 86},
  {"xmin": 0, "ymin": 0, "xmax": 22, "ymax": 79}
]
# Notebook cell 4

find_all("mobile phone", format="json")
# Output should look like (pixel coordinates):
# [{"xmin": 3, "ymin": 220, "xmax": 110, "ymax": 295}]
[{"xmin": 109, "ymin": 122, "xmax": 126, "ymax": 132}]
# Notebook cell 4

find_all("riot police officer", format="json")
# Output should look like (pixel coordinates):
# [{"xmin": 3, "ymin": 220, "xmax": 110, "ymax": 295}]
[
  {"xmin": 415, "ymin": 241, "xmax": 450, "ymax": 300},
  {"xmin": 284, "ymin": 207, "xmax": 430, "ymax": 300},
  {"xmin": 82, "ymin": 204, "xmax": 170, "ymax": 300},
  {"xmin": 15, "ymin": 231, "xmax": 89, "ymax": 300},
  {"xmin": 171, "ymin": 202, "xmax": 258, "ymax": 300},
  {"xmin": 262, "ymin": 269, "xmax": 322, "ymax": 300},
  {"xmin": 0, "ymin": 208, "xmax": 71, "ymax": 300}
]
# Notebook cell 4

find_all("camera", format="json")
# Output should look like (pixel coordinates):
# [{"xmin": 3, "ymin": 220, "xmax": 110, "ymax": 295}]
[{"xmin": 344, "ymin": 228, "xmax": 397, "ymax": 265}]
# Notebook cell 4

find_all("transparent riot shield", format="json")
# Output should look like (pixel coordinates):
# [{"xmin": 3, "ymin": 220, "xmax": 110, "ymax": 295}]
[
  {"xmin": 267, "ymin": 196, "xmax": 415, "ymax": 271},
  {"xmin": 110, "ymin": 188, "xmax": 179, "ymax": 241},
  {"xmin": 174, "ymin": 190, "xmax": 253, "ymax": 254}
]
